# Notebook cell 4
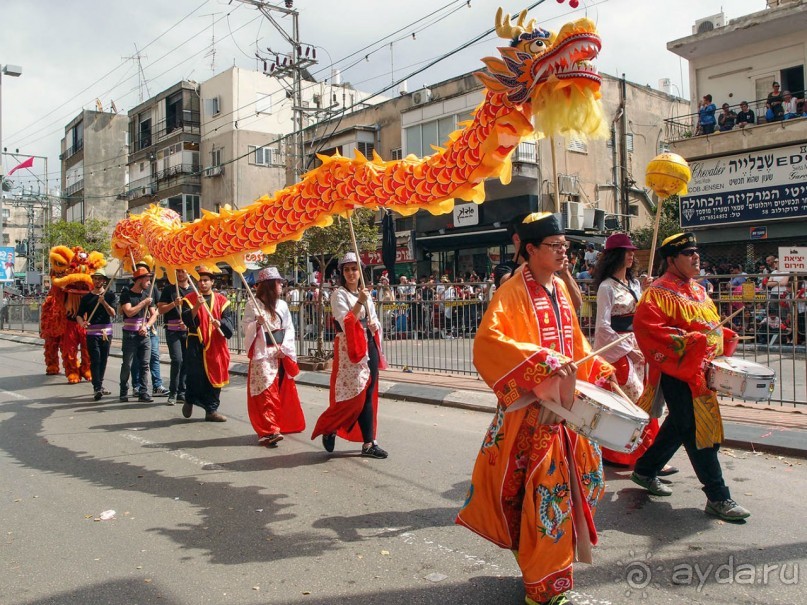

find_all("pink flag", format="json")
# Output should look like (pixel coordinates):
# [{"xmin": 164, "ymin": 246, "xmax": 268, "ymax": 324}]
[{"xmin": 6, "ymin": 156, "xmax": 34, "ymax": 177}]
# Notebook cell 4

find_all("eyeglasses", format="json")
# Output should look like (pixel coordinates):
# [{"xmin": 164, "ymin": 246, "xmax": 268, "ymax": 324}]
[
  {"xmin": 540, "ymin": 241, "xmax": 571, "ymax": 252},
  {"xmin": 678, "ymin": 249, "xmax": 699, "ymax": 257}
]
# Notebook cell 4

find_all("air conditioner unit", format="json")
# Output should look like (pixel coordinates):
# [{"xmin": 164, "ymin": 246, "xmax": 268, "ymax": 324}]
[
  {"xmin": 559, "ymin": 175, "xmax": 579, "ymax": 195},
  {"xmin": 563, "ymin": 201, "xmax": 585, "ymax": 231},
  {"xmin": 412, "ymin": 88, "xmax": 432, "ymax": 106},
  {"xmin": 204, "ymin": 165, "xmax": 223, "ymax": 177},
  {"xmin": 583, "ymin": 208, "xmax": 606, "ymax": 231},
  {"xmin": 693, "ymin": 13, "xmax": 725, "ymax": 35},
  {"xmin": 142, "ymin": 184, "xmax": 155, "ymax": 196}
]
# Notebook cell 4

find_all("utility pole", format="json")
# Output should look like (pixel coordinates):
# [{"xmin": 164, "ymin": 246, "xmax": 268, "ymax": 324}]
[
  {"xmin": 237, "ymin": 0, "xmax": 316, "ymax": 183},
  {"xmin": 619, "ymin": 74, "xmax": 631, "ymax": 232}
]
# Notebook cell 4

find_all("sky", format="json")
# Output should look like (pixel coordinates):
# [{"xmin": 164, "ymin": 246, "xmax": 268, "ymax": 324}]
[{"xmin": 0, "ymin": 0, "xmax": 766, "ymax": 196}]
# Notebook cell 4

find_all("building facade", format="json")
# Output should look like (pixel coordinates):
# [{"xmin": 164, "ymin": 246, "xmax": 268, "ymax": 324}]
[
  {"xmin": 667, "ymin": 0, "xmax": 807, "ymax": 268},
  {"xmin": 304, "ymin": 69, "xmax": 687, "ymax": 281}
]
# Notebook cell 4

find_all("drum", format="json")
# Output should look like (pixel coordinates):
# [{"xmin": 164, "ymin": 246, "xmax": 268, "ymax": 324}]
[
  {"xmin": 539, "ymin": 381, "xmax": 650, "ymax": 453},
  {"xmin": 707, "ymin": 356, "xmax": 776, "ymax": 401}
]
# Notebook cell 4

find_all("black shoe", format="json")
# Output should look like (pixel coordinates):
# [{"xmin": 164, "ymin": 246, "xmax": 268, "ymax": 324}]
[
  {"xmin": 182, "ymin": 401, "xmax": 193, "ymax": 418},
  {"xmin": 138, "ymin": 393, "xmax": 154, "ymax": 403},
  {"xmin": 361, "ymin": 443, "xmax": 388, "ymax": 459},
  {"xmin": 152, "ymin": 386, "xmax": 170, "ymax": 397},
  {"xmin": 93, "ymin": 390, "xmax": 103, "ymax": 401},
  {"xmin": 322, "ymin": 433, "xmax": 336, "ymax": 453},
  {"xmin": 631, "ymin": 471, "xmax": 672, "ymax": 496},
  {"xmin": 119, "ymin": 394, "xmax": 129, "ymax": 402},
  {"xmin": 176, "ymin": 392, "xmax": 186, "ymax": 402}
]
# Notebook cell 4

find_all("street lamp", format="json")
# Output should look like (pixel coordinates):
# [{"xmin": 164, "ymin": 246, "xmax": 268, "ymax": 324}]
[{"xmin": 1, "ymin": 63, "xmax": 23, "ymax": 299}]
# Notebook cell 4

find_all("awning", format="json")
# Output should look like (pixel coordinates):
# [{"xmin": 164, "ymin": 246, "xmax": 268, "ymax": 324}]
[
  {"xmin": 565, "ymin": 234, "xmax": 606, "ymax": 246},
  {"xmin": 416, "ymin": 228, "xmax": 508, "ymax": 250}
]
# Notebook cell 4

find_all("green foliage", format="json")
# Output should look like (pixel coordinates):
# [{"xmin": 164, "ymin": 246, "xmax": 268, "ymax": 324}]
[
  {"xmin": 630, "ymin": 195, "xmax": 681, "ymax": 250},
  {"xmin": 42, "ymin": 219, "xmax": 112, "ymax": 257}
]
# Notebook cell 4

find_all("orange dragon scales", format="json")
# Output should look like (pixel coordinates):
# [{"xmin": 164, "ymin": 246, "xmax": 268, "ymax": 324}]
[{"xmin": 112, "ymin": 6, "xmax": 605, "ymax": 277}]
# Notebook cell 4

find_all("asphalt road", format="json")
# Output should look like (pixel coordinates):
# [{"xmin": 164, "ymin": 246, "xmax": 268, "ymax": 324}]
[{"xmin": 1, "ymin": 339, "xmax": 804, "ymax": 605}]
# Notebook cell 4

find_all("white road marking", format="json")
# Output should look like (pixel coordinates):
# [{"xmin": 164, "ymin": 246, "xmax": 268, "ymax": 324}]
[
  {"xmin": 0, "ymin": 387, "xmax": 29, "ymax": 401},
  {"xmin": 120, "ymin": 433, "xmax": 224, "ymax": 470}
]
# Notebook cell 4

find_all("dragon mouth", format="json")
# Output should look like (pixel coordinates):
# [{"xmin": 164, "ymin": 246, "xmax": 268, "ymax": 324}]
[{"xmin": 533, "ymin": 29, "xmax": 602, "ymax": 85}]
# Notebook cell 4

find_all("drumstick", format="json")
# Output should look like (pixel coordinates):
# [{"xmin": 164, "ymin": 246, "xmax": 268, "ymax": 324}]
[
  {"xmin": 611, "ymin": 381, "xmax": 632, "ymax": 402},
  {"xmin": 575, "ymin": 334, "xmax": 632, "ymax": 367},
  {"xmin": 705, "ymin": 307, "xmax": 744, "ymax": 335}
]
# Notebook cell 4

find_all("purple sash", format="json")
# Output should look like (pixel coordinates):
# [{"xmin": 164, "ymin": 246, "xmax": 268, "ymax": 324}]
[
  {"xmin": 123, "ymin": 317, "xmax": 144, "ymax": 332},
  {"xmin": 86, "ymin": 324, "xmax": 113, "ymax": 337}
]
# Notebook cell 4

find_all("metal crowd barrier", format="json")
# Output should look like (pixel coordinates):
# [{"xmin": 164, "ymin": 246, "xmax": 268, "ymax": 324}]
[{"xmin": 3, "ymin": 275, "xmax": 805, "ymax": 407}]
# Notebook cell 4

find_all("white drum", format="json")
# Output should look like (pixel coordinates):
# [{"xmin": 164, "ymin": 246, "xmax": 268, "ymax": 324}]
[
  {"xmin": 707, "ymin": 356, "xmax": 776, "ymax": 401},
  {"xmin": 539, "ymin": 381, "xmax": 650, "ymax": 453}
]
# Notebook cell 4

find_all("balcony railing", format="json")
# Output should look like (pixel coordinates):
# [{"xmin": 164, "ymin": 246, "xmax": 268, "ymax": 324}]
[
  {"xmin": 126, "ymin": 164, "xmax": 201, "ymax": 200},
  {"xmin": 64, "ymin": 140, "xmax": 84, "ymax": 160},
  {"xmin": 65, "ymin": 179, "xmax": 84, "ymax": 197},
  {"xmin": 512, "ymin": 140, "xmax": 537, "ymax": 163},
  {"xmin": 132, "ymin": 111, "xmax": 201, "ymax": 151}
]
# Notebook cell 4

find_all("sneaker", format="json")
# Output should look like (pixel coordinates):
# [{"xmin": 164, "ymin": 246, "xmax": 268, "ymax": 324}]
[
  {"xmin": 181, "ymin": 401, "xmax": 193, "ymax": 418},
  {"xmin": 93, "ymin": 390, "xmax": 103, "ymax": 401},
  {"xmin": 361, "ymin": 443, "xmax": 388, "ymax": 459},
  {"xmin": 119, "ymin": 394, "xmax": 129, "ymax": 402},
  {"xmin": 152, "ymin": 386, "xmax": 170, "ymax": 397},
  {"xmin": 705, "ymin": 498, "xmax": 751, "ymax": 521},
  {"xmin": 138, "ymin": 393, "xmax": 154, "ymax": 403},
  {"xmin": 101, "ymin": 388, "xmax": 111, "ymax": 395},
  {"xmin": 525, "ymin": 594, "xmax": 570, "ymax": 605},
  {"xmin": 176, "ymin": 392, "xmax": 186, "ymax": 402},
  {"xmin": 166, "ymin": 395, "xmax": 176, "ymax": 406},
  {"xmin": 322, "ymin": 433, "xmax": 336, "ymax": 453},
  {"xmin": 631, "ymin": 471, "xmax": 672, "ymax": 496},
  {"xmin": 205, "ymin": 412, "xmax": 227, "ymax": 422}
]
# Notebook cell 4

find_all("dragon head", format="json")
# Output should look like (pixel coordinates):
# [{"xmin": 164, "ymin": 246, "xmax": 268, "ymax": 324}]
[
  {"xmin": 477, "ymin": 5, "xmax": 606, "ymax": 138},
  {"xmin": 49, "ymin": 245, "xmax": 106, "ymax": 295}
]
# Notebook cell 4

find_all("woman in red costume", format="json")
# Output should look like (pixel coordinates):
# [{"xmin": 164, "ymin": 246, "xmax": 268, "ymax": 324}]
[
  {"xmin": 591, "ymin": 234, "xmax": 677, "ymax": 474},
  {"xmin": 243, "ymin": 266, "xmax": 304, "ymax": 447},
  {"xmin": 311, "ymin": 252, "xmax": 388, "ymax": 459}
]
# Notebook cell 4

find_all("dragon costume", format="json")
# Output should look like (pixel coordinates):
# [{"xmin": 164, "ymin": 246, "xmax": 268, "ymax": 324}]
[{"xmin": 40, "ymin": 246, "xmax": 107, "ymax": 383}]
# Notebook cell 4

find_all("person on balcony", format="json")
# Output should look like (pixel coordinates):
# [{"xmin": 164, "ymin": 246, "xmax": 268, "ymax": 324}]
[{"xmin": 698, "ymin": 94, "xmax": 717, "ymax": 134}]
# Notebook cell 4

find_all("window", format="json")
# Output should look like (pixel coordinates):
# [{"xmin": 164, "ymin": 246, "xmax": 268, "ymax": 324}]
[
  {"xmin": 391, "ymin": 148, "xmax": 402, "ymax": 161},
  {"xmin": 567, "ymin": 136, "xmax": 588, "ymax": 154},
  {"xmin": 2, "ymin": 234, "xmax": 9, "ymax": 245},
  {"xmin": 404, "ymin": 113, "xmax": 467, "ymax": 156},
  {"xmin": 2, "ymin": 208, "xmax": 9, "ymax": 221},
  {"xmin": 606, "ymin": 133, "xmax": 634, "ymax": 152},
  {"xmin": 249, "ymin": 145, "xmax": 272, "ymax": 166},
  {"xmin": 204, "ymin": 96, "xmax": 221, "ymax": 116},
  {"xmin": 139, "ymin": 115, "xmax": 152, "ymax": 150},
  {"xmin": 211, "ymin": 148, "xmax": 222, "ymax": 166},
  {"xmin": 163, "ymin": 194, "xmax": 200, "ymax": 222},
  {"xmin": 358, "ymin": 141, "xmax": 375, "ymax": 157},
  {"xmin": 166, "ymin": 91, "xmax": 183, "ymax": 133},
  {"xmin": 256, "ymin": 92, "xmax": 272, "ymax": 114}
]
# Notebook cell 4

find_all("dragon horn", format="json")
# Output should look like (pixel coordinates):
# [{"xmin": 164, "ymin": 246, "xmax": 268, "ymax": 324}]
[{"xmin": 495, "ymin": 7, "xmax": 529, "ymax": 40}]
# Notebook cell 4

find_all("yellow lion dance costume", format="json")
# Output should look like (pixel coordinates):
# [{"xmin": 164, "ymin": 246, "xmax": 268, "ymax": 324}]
[{"xmin": 40, "ymin": 246, "xmax": 107, "ymax": 383}]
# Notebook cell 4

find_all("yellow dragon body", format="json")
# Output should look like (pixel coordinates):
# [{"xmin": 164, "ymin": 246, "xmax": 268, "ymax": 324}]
[{"xmin": 112, "ymin": 5, "xmax": 605, "ymax": 277}]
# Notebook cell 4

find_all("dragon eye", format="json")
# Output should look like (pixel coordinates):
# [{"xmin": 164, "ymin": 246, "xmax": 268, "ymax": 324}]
[{"xmin": 529, "ymin": 40, "xmax": 545, "ymax": 53}]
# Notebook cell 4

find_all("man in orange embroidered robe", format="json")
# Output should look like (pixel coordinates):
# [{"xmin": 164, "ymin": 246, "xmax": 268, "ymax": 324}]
[
  {"xmin": 181, "ymin": 266, "xmax": 234, "ymax": 422},
  {"xmin": 456, "ymin": 213, "xmax": 613, "ymax": 605},
  {"xmin": 630, "ymin": 232, "xmax": 750, "ymax": 521}
]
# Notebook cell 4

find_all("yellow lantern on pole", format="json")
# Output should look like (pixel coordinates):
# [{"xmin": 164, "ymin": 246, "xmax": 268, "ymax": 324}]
[{"xmin": 645, "ymin": 152, "xmax": 691, "ymax": 198}]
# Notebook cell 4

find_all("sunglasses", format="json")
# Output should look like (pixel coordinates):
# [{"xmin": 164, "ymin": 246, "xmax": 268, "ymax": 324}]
[{"xmin": 678, "ymin": 249, "xmax": 699, "ymax": 257}]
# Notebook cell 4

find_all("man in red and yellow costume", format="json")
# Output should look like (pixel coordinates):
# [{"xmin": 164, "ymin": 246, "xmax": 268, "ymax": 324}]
[
  {"xmin": 456, "ymin": 213, "xmax": 614, "ymax": 605},
  {"xmin": 630, "ymin": 232, "xmax": 750, "ymax": 521},
  {"xmin": 180, "ymin": 265, "xmax": 234, "ymax": 422},
  {"xmin": 40, "ymin": 245, "xmax": 106, "ymax": 383}
]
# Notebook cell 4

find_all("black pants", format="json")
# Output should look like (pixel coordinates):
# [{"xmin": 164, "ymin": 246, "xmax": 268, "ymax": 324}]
[
  {"xmin": 635, "ymin": 374, "xmax": 730, "ymax": 502},
  {"xmin": 165, "ymin": 330, "xmax": 188, "ymax": 397},
  {"xmin": 356, "ymin": 329, "xmax": 379, "ymax": 443},
  {"xmin": 185, "ymin": 337, "xmax": 221, "ymax": 413},
  {"xmin": 120, "ymin": 331, "xmax": 150, "ymax": 396},
  {"xmin": 86, "ymin": 334, "xmax": 110, "ymax": 392}
]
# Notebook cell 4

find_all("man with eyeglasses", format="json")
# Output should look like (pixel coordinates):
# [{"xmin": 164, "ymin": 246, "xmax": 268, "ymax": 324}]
[
  {"xmin": 457, "ymin": 212, "xmax": 615, "ymax": 605},
  {"xmin": 630, "ymin": 232, "xmax": 749, "ymax": 521}
]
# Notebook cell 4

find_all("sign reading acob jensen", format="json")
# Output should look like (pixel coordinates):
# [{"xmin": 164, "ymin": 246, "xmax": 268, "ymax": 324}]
[{"xmin": 680, "ymin": 143, "xmax": 807, "ymax": 228}]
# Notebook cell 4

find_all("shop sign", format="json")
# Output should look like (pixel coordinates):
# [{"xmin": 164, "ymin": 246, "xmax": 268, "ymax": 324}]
[
  {"xmin": 244, "ymin": 251, "xmax": 268, "ymax": 270},
  {"xmin": 0, "ymin": 247, "xmax": 15, "ymax": 282},
  {"xmin": 360, "ymin": 247, "xmax": 414, "ymax": 266},
  {"xmin": 453, "ymin": 203, "xmax": 479, "ymax": 227},
  {"xmin": 779, "ymin": 246, "xmax": 807, "ymax": 272},
  {"xmin": 680, "ymin": 143, "xmax": 807, "ymax": 228},
  {"xmin": 749, "ymin": 226, "xmax": 767, "ymax": 240}
]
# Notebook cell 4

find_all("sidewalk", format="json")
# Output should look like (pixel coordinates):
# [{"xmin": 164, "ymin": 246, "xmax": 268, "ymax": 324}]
[{"xmin": 5, "ymin": 329, "xmax": 806, "ymax": 458}]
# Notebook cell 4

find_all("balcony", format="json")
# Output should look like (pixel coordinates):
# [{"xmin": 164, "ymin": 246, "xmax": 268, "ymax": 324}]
[
  {"xmin": 126, "ymin": 164, "xmax": 200, "ymax": 200},
  {"xmin": 512, "ymin": 141, "xmax": 537, "ymax": 163},
  {"xmin": 64, "ymin": 140, "xmax": 84, "ymax": 161},
  {"xmin": 132, "ymin": 111, "xmax": 200, "ymax": 151},
  {"xmin": 65, "ymin": 179, "xmax": 84, "ymax": 197}
]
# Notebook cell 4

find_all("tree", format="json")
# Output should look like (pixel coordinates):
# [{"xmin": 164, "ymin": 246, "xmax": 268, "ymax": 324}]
[
  {"xmin": 42, "ymin": 219, "xmax": 111, "ymax": 258},
  {"xmin": 630, "ymin": 195, "xmax": 681, "ymax": 250}
]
